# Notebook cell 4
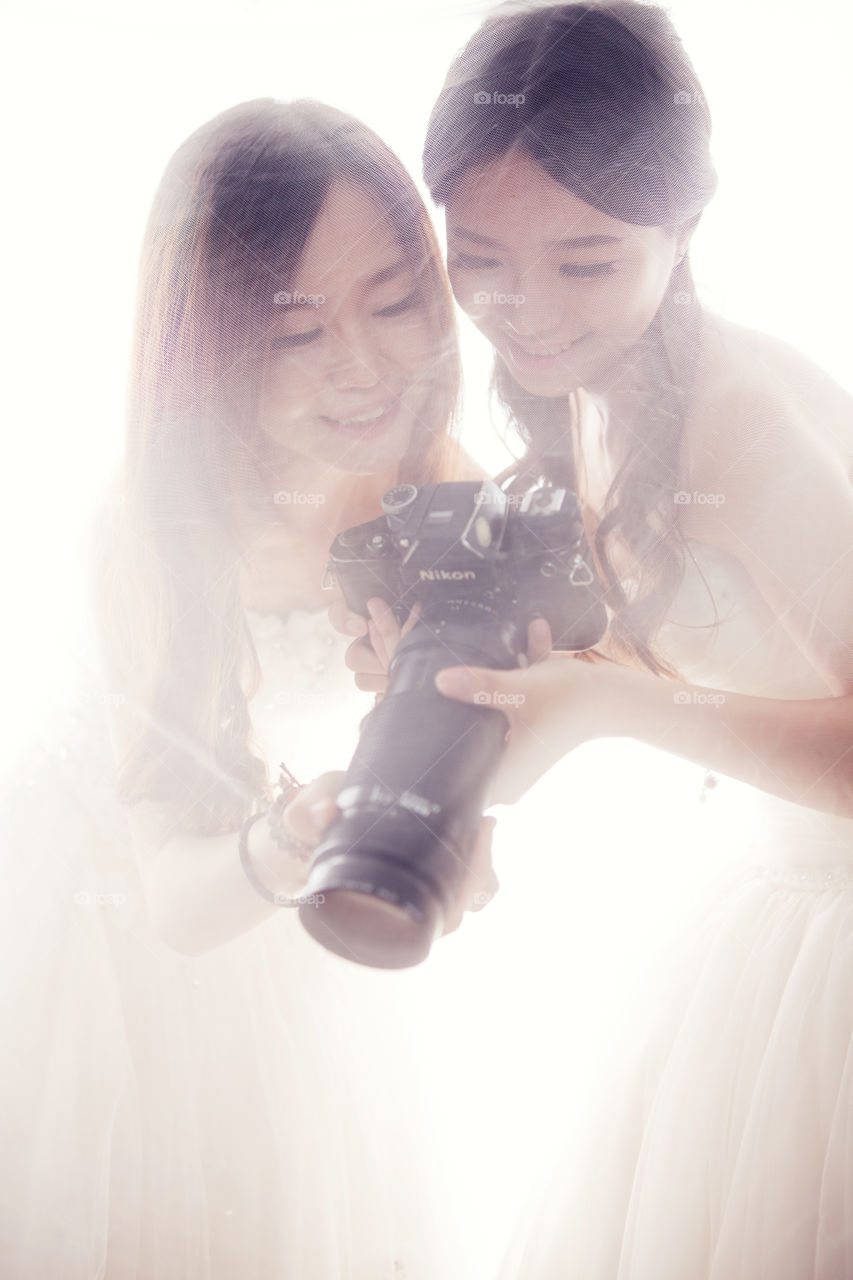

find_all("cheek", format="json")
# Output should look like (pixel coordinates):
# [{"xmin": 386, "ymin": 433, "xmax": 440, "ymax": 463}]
[
  {"xmin": 597, "ymin": 262, "xmax": 670, "ymax": 337},
  {"xmin": 260, "ymin": 360, "xmax": 321, "ymax": 427},
  {"xmin": 447, "ymin": 265, "xmax": 472, "ymax": 308},
  {"xmin": 387, "ymin": 313, "xmax": 436, "ymax": 379},
  {"xmin": 447, "ymin": 268, "xmax": 497, "ymax": 334},
  {"xmin": 636, "ymin": 251, "xmax": 677, "ymax": 315}
]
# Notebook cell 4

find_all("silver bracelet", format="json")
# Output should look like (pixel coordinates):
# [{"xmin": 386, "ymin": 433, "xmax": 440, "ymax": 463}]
[
  {"xmin": 238, "ymin": 810, "xmax": 316, "ymax": 908},
  {"xmin": 267, "ymin": 761, "xmax": 309, "ymax": 854},
  {"xmin": 238, "ymin": 811, "xmax": 282, "ymax": 905},
  {"xmin": 238, "ymin": 761, "xmax": 315, "ymax": 908}
]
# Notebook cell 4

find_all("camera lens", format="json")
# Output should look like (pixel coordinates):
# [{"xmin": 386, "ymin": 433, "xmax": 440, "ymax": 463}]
[
  {"xmin": 298, "ymin": 838, "xmax": 446, "ymax": 969},
  {"xmin": 312, "ymin": 479, "xmax": 605, "ymax": 968},
  {"xmin": 298, "ymin": 615, "xmax": 517, "ymax": 968}
]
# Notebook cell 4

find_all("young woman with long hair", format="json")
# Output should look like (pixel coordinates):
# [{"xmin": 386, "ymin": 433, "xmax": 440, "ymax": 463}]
[
  {"xmin": 339, "ymin": 3, "xmax": 853, "ymax": 1274},
  {"xmin": 0, "ymin": 96, "xmax": 493, "ymax": 1279}
]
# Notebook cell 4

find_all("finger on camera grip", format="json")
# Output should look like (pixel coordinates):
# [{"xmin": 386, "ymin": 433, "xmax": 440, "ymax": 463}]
[
  {"xmin": 366, "ymin": 619, "xmax": 389, "ymax": 670},
  {"xmin": 399, "ymin": 599, "xmax": 422, "ymax": 639},
  {"xmin": 345, "ymin": 635, "xmax": 385, "ymax": 676},
  {"xmin": 441, "ymin": 817, "xmax": 497, "ymax": 935},
  {"xmin": 366, "ymin": 596, "xmax": 399, "ymax": 636},
  {"xmin": 328, "ymin": 598, "xmax": 368, "ymax": 638},
  {"xmin": 526, "ymin": 616, "xmax": 553, "ymax": 664},
  {"xmin": 354, "ymin": 672, "xmax": 389, "ymax": 693},
  {"xmin": 281, "ymin": 771, "xmax": 345, "ymax": 845},
  {"xmin": 467, "ymin": 816, "xmax": 498, "ymax": 906},
  {"xmin": 366, "ymin": 598, "xmax": 401, "ymax": 666}
]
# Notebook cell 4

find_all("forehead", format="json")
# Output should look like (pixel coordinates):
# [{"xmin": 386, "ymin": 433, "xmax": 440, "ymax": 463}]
[
  {"xmin": 292, "ymin": 181, "xmax": 407, "ymax": 291},
  {"xmin": 445, "ymin": 151, "xmax": 649, "ymax": 252}
]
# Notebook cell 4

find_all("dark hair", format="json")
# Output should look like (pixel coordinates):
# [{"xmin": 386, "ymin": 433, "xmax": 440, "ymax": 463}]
[
  {"xmin": 424, "ymin": 0, "xmax": 718, "ymax": 674},
  {"xmin": 96, "ymin": 99, "xmax": 462, "ymax": 836}
]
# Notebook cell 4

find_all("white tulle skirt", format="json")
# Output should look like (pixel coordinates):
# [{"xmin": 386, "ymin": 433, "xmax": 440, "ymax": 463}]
[
  {"xmin": 497, "ymin": 789, "xmax": 853, "ymax": 1280},
  {"xmin": 0, "ymin": 680, "xmax": 468, "ymax": 1280}
]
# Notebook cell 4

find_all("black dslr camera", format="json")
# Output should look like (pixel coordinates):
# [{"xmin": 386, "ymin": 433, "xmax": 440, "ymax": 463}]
[{"xmin": 297, "ymin": 479, "xmax": 606, "ymax": 969}]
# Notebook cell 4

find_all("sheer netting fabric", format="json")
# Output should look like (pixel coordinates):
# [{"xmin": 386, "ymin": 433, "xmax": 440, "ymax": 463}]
[
  {"xmin": 0, "ymin": 95, "xmax": 472, "ymax": 1279},
  {"xmin": 0, "ymin": 611, "xmax": 469, "ymax": 1279}
]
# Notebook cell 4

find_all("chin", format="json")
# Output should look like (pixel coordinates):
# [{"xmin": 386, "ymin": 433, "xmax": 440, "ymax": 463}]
[
  {"xmin": 496, "ymin": 349, "xmax": 585, "ymax": 399},
  {"xmin": 501, "ymin": 335, "xmax": 636, "ymax": 400},
  {"xmin": 511, "ymin": 366, "xmax": 586, "ymax": 398},
  {"xmin": 317, "ymin": 421, "xmax": 415, "ymax": 478}
]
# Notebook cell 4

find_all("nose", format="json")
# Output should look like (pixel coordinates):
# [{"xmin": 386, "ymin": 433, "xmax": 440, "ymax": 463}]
[
  {"xmin": 326, "ymin": 328, "xmax": 385, "ymax": 391},
  {"xmin": 505, "ymin": 272, "xmax": 583, "ymax": 342},
  {"xmin": 505, "ymin": 301, "xmax": 571, "ymax": 341}
]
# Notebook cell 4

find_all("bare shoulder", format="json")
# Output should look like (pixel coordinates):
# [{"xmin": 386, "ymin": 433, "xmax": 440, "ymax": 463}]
[{"xmin": 681, "ymin": 311, "xmax": 853, "ymax": 494}]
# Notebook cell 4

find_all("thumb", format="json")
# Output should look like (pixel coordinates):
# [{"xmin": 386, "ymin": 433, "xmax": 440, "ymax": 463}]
[
  {"xmin": 283, "ymin": 771, "xmax": 345, "ymax": 845},
  {"xmin": 434, "ymin": 665, "xmax": 502, "ymax": 706}
]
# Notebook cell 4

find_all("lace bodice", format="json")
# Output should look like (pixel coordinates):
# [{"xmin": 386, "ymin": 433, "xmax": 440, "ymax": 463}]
[{"xmin": 245, "ymin": 607, "xmax": 374, "ymax": 788}]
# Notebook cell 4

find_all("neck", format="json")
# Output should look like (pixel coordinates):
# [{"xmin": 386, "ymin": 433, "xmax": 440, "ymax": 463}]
[
  {"xmin": 581, "ymin": 332, "xmax": 660, "ymax": 441},
  {"xmin": 235, "ymin": 455, "xmax": 401, "ymax": 617},
  {"xmin": 274, "ymin": 454, "xmax": 399, "ymax": 532},
  {"xmin": 241, "ymin": 448, "xmax": 402, "ymax": 536}
]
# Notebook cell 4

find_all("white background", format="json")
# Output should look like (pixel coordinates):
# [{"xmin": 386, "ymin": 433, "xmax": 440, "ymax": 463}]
[{"xmin": 2, "ymin": 0, "xmax": 851, "ymax": 1273}]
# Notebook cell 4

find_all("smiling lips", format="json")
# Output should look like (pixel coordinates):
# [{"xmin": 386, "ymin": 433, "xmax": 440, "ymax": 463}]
[
  {"xmin": 320, "ymin": 396, "xmax": 399, "ymax": 434},
  {"xmin": 503, "ymin": 332, "xmax": 590, "ymax": 375},
  {"xmin": 505, "ymin": 334, "xmax": 587, "ymax": 360}
]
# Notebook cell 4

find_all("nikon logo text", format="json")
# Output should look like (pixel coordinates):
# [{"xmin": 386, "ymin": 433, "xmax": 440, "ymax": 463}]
[{"xmin": 418, "ymin": 569, "xmax": 477, "ymax": 581}]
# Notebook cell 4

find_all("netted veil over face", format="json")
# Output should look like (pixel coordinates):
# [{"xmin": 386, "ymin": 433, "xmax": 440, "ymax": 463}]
[
  {"xmin": 424, "ymin": 1, "xmax": 719, "ymax": 676},
  {"xmin": 425, "ymin": 0, "xmax": 713, "ymax": 226},
  {"xmin": 98, "ymin": 99, "xmax": 461, "ymax": 836}
]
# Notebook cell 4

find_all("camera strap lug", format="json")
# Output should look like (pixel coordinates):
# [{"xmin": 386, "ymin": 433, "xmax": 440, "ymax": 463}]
[{"xmin": 568, "ymin": 553, "xmax": 595, "ymax": 587}]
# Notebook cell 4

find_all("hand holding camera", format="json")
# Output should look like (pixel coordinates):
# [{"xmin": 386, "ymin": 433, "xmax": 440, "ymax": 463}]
[
  {"xmin": 330, "ymin": 596, "xmax": 554, "ymax": 693},
  {"xmin": 299, "ymin": 479, "xmax": 606, "ymax": 970}
]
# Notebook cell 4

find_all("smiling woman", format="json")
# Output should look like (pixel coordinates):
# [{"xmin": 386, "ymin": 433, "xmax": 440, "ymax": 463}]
[
  {"xmin": 444, "ymin": 160, "xmax": 689, "ymax": 398},
  {"xmin": 0, "ymin": 96, "xmax": 483, "ymax": 1280},
  {"xmin": 257, "ymin": 182, "xmax": 438, "ymax": 477},
  {"xmin": 416, "ymin": 3, "xmax": 853, "ymax": 1276},
  {"xmin": 424, "ymin": 0, "xmax": 716, "ymax": 676}
]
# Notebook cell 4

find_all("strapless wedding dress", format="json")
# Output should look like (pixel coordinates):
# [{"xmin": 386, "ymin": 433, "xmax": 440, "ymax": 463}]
[{"xmin": 496, "ymin": 531, "xmax": 853, "ymax": 1279}]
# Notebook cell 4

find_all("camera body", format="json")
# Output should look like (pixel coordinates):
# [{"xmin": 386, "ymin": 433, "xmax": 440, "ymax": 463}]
[
  {"xmin": 297, "ymin": 480, "xmax": 607, "ymax": 970},
  {"xmin": 327, "ymin": 478, "xmax": 605, "ymax": 653}
]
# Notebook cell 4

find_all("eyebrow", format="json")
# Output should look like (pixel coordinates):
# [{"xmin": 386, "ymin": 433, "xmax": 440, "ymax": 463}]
[
  {"xmin": 449, "ymin": 227, "xmax": 623, "ymax": 250},
  {"xmin": 360, "ymin": 259, "xmax": 410, "ymax": 288},
  {"xmin": 272, "ymin": 259, "xmax": 412, "ymax": 327},
  {"xmin": 278, "ymin": 261, "xmax": 410, "ymax": 313}
]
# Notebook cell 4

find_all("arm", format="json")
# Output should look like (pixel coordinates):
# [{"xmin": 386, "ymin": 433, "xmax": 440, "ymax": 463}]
[
  {"xmin": 128, "ymin": 771, "xmax": 499, "ymax": 957},
  {"xmin": 435, "ymin": 390, "xmax": 853, "ymax": 816},
  {"xmin": 127, "ymin": 778, "xmax": 340, "ymax": 957},
  {"xmin": 431, "ymin": 645, "xmax": 853, "ymax": 817},
  {"xmin": 426, "ymin": 650, "xmax": 853, "ymax": 815},
  {"xmin": 606, "ymin": 668, "xmax": 853, "ymax": 818}
]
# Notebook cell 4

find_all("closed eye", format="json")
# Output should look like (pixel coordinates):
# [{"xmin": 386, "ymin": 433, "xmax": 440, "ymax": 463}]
[
  {"xmin": 374, "ymin": 290, "xmax": 421, "ymax": 318},
  {"xmin": 270, "ymin": 328, "xmax": 322, "ymax": 350},
  {"xmin": 448, "ymin": 251, "xmax": 502, "ymax": 271},
  {"xmin": 560, "ymin": 263, "xmax": 617, "ymax": 278}
]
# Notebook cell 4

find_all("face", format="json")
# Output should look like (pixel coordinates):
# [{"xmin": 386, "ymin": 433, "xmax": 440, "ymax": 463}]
[
  {"xmin": 257, "ymin": 182, "xmax": 436, "ymax": 476},
  {"xmin": 444, "ymin": 150, "xmax": 689, "ymax": 397}
]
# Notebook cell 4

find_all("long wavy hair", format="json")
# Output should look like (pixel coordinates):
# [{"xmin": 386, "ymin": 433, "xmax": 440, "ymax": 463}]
[
  {"xmin": 95, "ymin": 98, "xmax": 463, "ymax": 836},
  {"xmin": 424, "ymin": 0, "xmax": 718, "ymax": 674}
]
